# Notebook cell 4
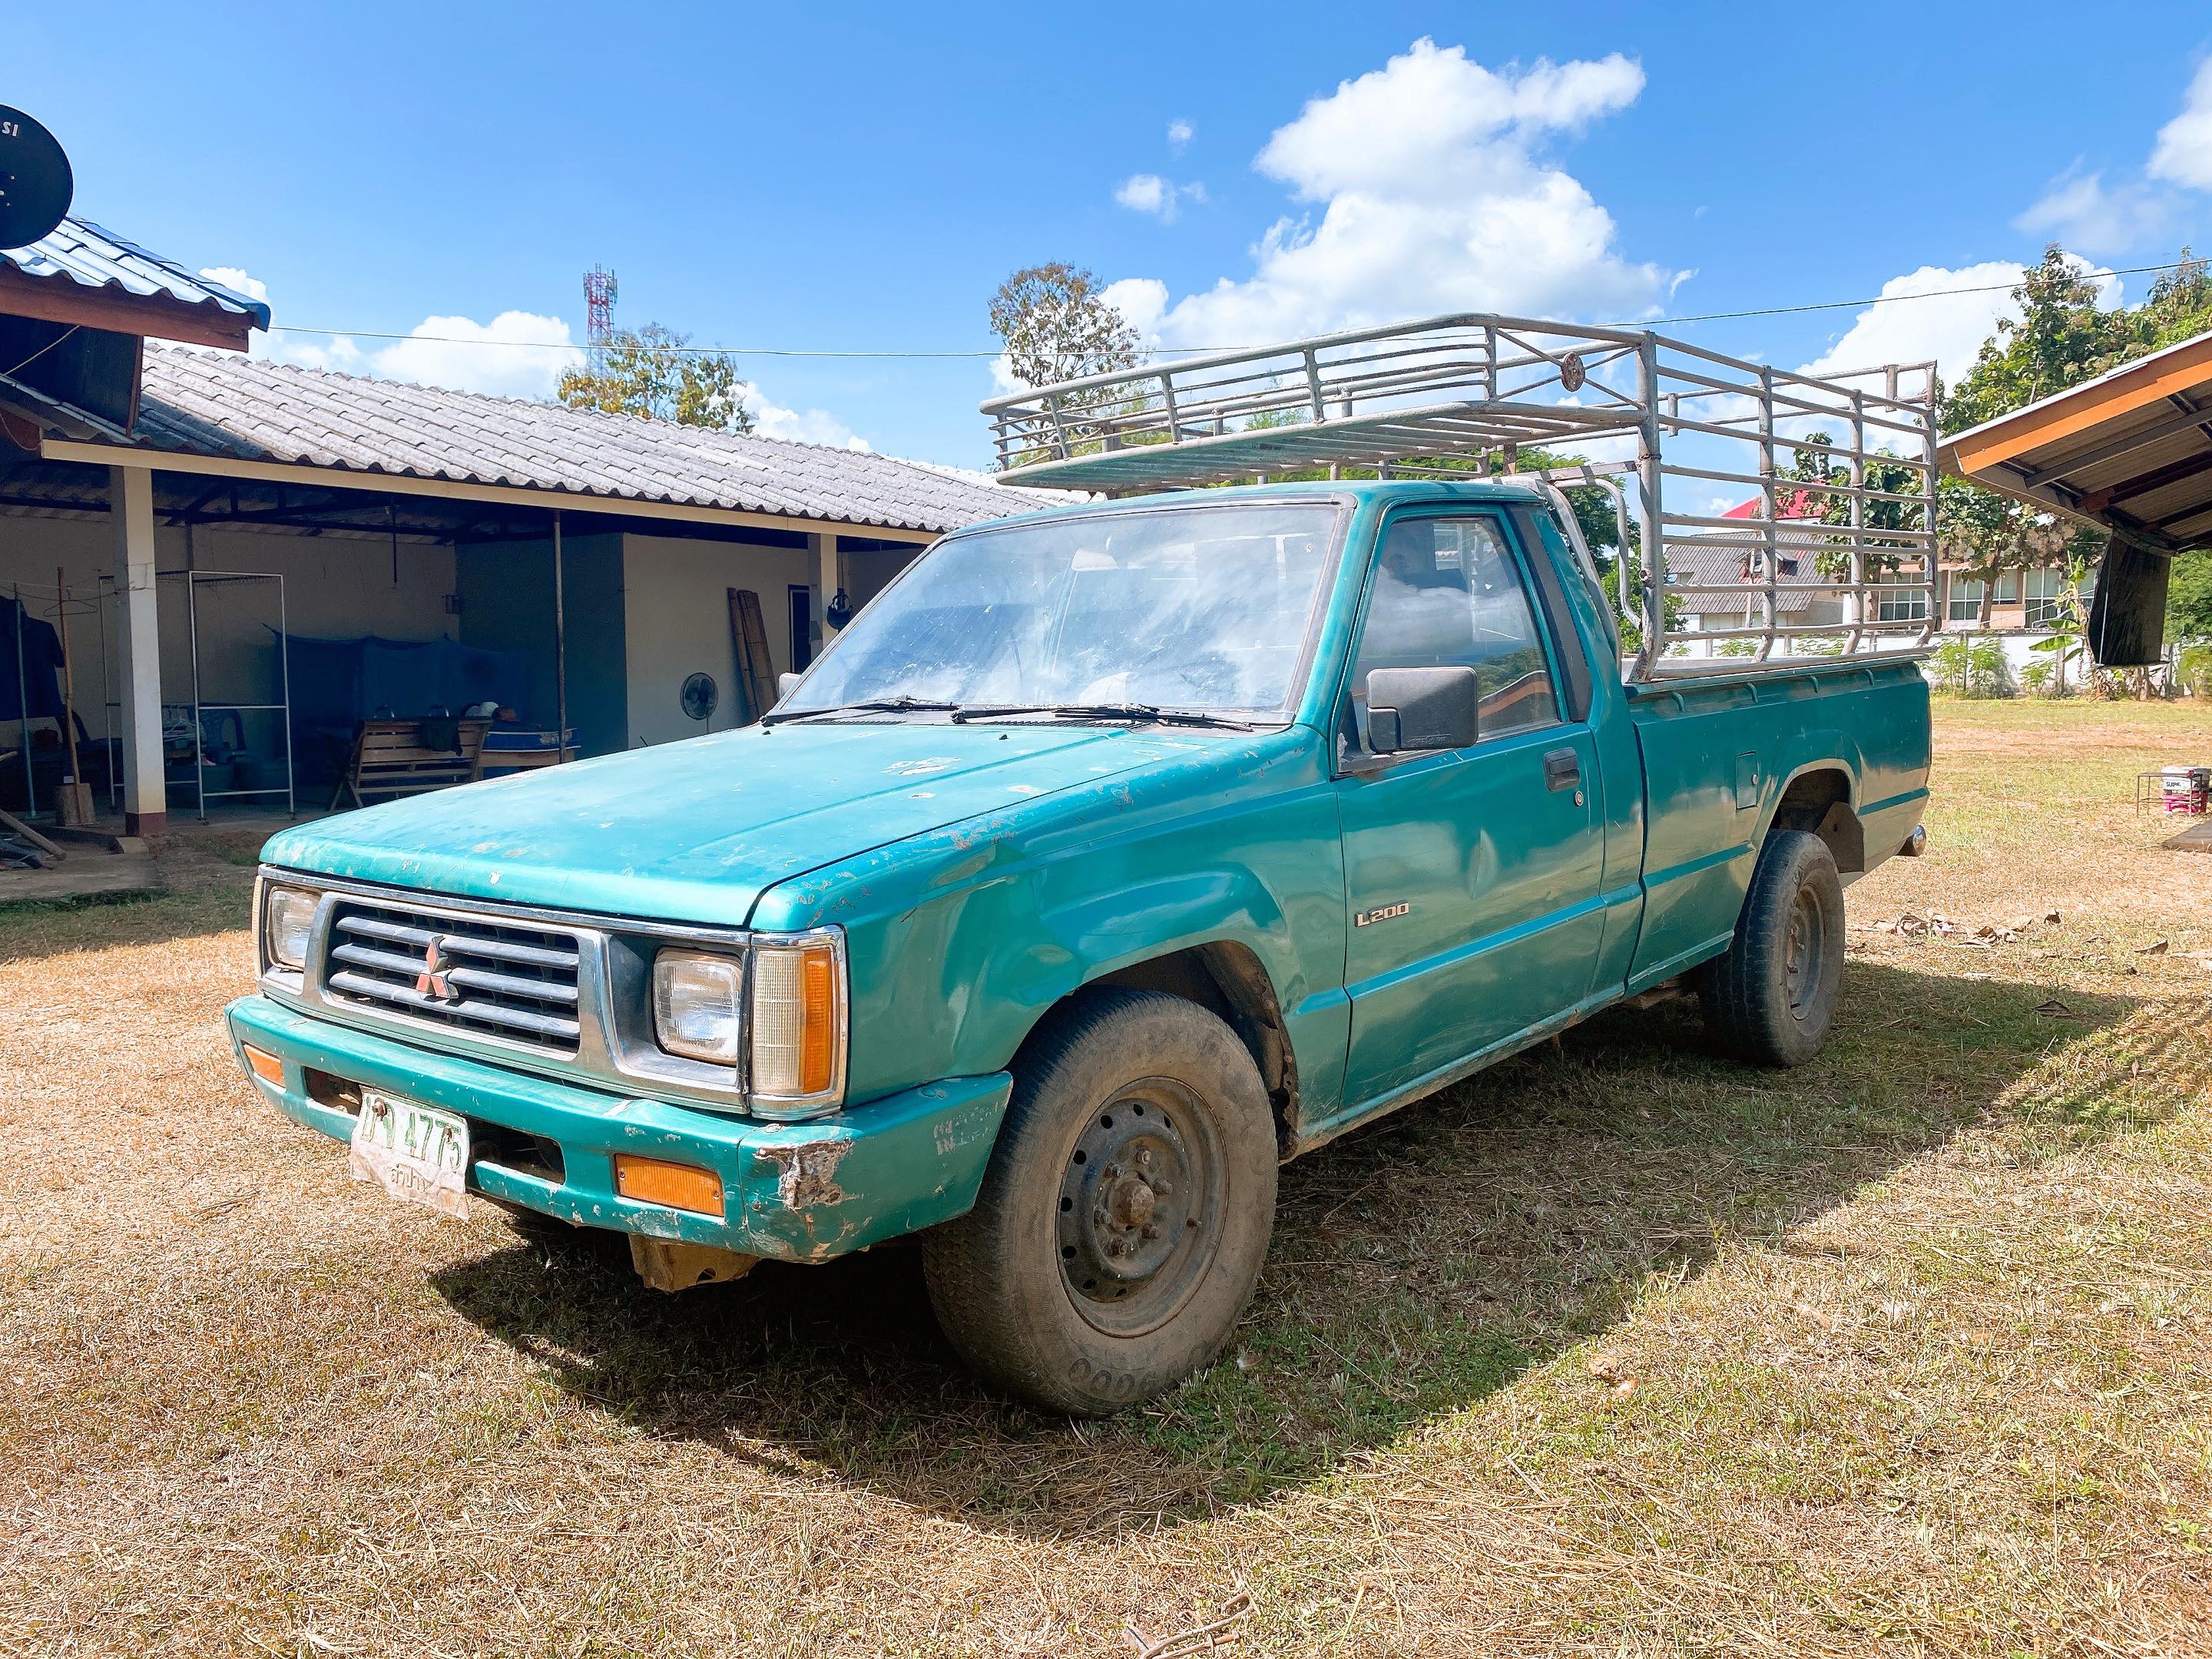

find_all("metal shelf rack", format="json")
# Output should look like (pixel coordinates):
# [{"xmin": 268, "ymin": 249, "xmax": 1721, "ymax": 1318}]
[{"xmin": 184, "ymin": 569, "xmax": 295, "ymax": 821}]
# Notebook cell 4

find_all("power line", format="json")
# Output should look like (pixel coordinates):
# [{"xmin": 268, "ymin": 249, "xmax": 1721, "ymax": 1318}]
[{"xmin": 257, "ymin": 256, "xmax": 2202, "ymax": 359}]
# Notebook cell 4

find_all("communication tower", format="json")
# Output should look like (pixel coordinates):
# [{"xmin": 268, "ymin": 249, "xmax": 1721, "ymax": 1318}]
[{"xmin": 582, "ymin": 264, "xmax": 618, "ymax": 364}]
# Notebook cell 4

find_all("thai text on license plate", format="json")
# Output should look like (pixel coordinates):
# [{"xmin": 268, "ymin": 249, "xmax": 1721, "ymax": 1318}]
[{"xmin": 348, "ymin": 1088, "xmax": 471, "ymax": 1220}]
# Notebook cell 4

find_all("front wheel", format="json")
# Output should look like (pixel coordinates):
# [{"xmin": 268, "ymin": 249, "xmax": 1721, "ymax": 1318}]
[
  {"xmin": 1699, "ymin": 829, "xmax": 1846, "ymax": 1068},
  {"xmin": 922, "ymin": 988, "xmax": 1277, "ymax": 1415}
]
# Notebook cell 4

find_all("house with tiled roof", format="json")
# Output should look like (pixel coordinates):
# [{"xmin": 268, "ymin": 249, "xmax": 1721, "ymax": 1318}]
[
  {"xmin": 0, "ymin": 222, "xmax": 1064, "ymax": 831},
  {"xmin": 1676, "ymin": 492, "xmax": 2078, "ymax": 671}
]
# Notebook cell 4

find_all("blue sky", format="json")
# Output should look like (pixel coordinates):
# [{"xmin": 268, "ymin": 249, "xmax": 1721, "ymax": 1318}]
[{"xmin": 12, "ymin": 3, "xmax": 2212, "ymax": 469}]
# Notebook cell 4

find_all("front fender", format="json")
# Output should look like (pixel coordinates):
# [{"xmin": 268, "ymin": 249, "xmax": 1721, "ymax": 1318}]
[{"xmin": 754, "ymin": 729, "xmax": 1349, "ymax": 1117}]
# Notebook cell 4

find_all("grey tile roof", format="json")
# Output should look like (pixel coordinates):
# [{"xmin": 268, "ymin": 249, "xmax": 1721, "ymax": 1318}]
[
  {"xmin": 26, "ymin": 346, "xmax": 1069, "ymax": 535},
  {"xmin": 1665, "ymin": 529, "xmax": 1846, "ymax": 617},
  {"xmin": 2, "ymin": 218, "xmax": 271, "ymax": 328}
]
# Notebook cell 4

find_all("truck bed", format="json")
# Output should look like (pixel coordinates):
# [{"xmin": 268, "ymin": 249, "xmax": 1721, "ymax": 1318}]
[{"xmin": 1621, "ymin": 656, "xmax": 1932, "ymax": 993}]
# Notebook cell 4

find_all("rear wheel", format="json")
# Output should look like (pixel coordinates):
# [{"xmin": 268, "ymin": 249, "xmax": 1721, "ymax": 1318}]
[
  {"xmin": 1699, "ymin": 829, "xmax": 1845, "ymax": 1068},
  {"xmin": 923, "ymin": 988, "xmax": 1277, "ymax": 1415}
]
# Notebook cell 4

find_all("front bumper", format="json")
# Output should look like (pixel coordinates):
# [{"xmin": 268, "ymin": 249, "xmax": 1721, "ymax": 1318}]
[{"xmin": 225, "ymin": 995, "xmax": 1011, "ymax": 1263}]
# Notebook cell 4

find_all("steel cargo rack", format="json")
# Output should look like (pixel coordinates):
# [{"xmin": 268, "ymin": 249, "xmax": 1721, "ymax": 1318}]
[{"xmin": 980, "ymin": 313, "xmax": 1941, "ymax": 680}]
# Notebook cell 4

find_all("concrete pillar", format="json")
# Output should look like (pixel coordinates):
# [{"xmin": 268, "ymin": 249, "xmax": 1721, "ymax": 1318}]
[
  {"xmin": 813, "ymin": 528, "xmax": 843, "ymax": 648},
  {"xmin": 110, "ymin": 465, "xmax": 165, "ymax": 836}
]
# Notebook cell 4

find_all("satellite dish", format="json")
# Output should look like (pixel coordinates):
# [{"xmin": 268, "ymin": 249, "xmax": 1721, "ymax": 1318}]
[
  {"xmin": 0, "ymin": 108, "xmax": 73, "ymax": 250},
  {"xmin": 680, "ymin": 672, "xmax": 718, "ymax": 721}
]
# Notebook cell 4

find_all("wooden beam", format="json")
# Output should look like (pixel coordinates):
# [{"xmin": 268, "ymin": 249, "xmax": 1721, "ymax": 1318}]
[
  {"xmin": 2015, "ymin": 396, "xmax": 2212, "ymax": 486},
  {"xmin": 2078, "ymin": 446, "xmax": 2212, "ymax": 513},
  {"xmin": 0, "ymin": 265, "xmax": 257, "ymax": 352}
]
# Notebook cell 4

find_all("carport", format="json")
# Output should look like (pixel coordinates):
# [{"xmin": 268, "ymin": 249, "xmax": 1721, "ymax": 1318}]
[{"xmin": 1939, "ymin": 326, "xmax": 2212, "ymax": 664}]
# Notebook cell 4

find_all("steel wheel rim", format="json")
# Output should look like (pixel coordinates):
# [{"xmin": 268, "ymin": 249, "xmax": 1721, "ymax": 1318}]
[
  {"xmin": 1055, "ymin": 1076, "xmax": 1225, "ymax": 1337},
  {"xmin": 1783, "ymin": 886, "xmax": 1825, "ymax": 1018}
]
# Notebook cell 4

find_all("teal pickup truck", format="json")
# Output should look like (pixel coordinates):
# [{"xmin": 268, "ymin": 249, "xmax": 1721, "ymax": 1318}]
[{"xmin": 229, "ymin": 321, "xmax": 1936, "ymax": 1414}]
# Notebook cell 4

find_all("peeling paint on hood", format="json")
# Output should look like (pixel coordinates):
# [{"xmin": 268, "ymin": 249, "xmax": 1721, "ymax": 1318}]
[{"xmin": 259, "ymin": 722, "xmax": 1193, "ymax": 927}]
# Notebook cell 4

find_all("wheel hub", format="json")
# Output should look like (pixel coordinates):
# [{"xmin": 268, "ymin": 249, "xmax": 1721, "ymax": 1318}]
[
  {"xmin": 1783, "ymin": 888, "xmax": 1823, "ymax": 1014},
  {"xmin": 1058, "ymin": 1089, "xmax": 1207, "ymax": 1313}
]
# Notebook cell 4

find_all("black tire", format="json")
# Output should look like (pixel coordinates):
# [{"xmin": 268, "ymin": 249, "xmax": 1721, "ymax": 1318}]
[
  {"xmin": 1699, "ymin": 829, "xmax": 1846, "ymax": 1068},
  {"xmin": 923, "ymin": 988, "xmax": 1277, "ymax": 1416}
]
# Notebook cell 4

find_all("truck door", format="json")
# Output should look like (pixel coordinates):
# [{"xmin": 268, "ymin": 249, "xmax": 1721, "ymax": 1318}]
[{"xmin": 1333, "ymin": 510, "xmax": 1607, "ymax": 1108}]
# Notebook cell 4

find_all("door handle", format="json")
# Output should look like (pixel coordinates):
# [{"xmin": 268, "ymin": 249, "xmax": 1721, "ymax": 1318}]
[{"xmin": 1543, "ymin": 747, "xmax": 1581, "ymax": 792}]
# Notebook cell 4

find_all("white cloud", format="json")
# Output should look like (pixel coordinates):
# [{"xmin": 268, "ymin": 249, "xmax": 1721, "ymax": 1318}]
[
  {"xmin": 2150, "ymin": 58, "xmax": 2212, "ymax": 190},
  {"xmin": 1100, "ymin": 276, "xmax": 1170, "ymax": 340},
  {"xmin": 1167, "ymin": 118, "xmax": 1194, "ymax": 151},
  {"xmin": 2017, "ymin": 167, "xmax": 2168, "ymax": 257},
  {"xmin": 1114, "ymin": 173, "xmax": 1207, "ymax": 222},
  {"xmin": 1799, "ymin": 262, "xmax": 2026, "ymax": 386},
  {"xmin": 1115, "ymin": 173, "xmax": 1168, "ymax": 214},
  {"xmin": 197, "ymin": 266, "xmax": 267, "ymax": 304},
  {"xmin": 189, "ymin": 269, "xmax": 863, "ymax": 442},
  {"xmin": 2015, "ymin": 61, "xmax": 2212, "ymax": 255},
  {"xmin": 188, "ymin": 268, "xmax": 581, "ymax": 396},
  {"xmin": 1136, "ymin": 40, "xmax": 1672, "ymax": 349},
  {"xmin": 1798, "ymin": 257, "xmax": 2124, "ymax": 390},
  {"xmin": 740, "ymin": 386, "xmax": 871, "ymax": 450},
  {"xmin": 370, "ymin": 311, "xmax": 583, "ymax": 399}
]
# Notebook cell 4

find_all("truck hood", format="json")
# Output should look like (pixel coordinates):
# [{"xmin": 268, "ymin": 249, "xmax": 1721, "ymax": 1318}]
[{"xmin": 261, "ymin": 722, "xmax": 1176, "ymax": 927}]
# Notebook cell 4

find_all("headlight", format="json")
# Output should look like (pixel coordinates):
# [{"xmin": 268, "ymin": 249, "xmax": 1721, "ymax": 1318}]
[
  {"xmin": 750, "ymin": 935, "xmax": 846, "ymax": 1109},
  {"xmin": 652, "ymin": 950, "xmax": 744, "ymax": 1064},
  {"xmin": 264, "ymin": 886, "xmax": 317, "ymax": 971}
]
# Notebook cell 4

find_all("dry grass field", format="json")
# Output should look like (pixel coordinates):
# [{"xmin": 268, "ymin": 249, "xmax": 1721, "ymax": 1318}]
[{"xmin": 2, "ymin": 698, "xmax": 2208, "ymax": 1657}]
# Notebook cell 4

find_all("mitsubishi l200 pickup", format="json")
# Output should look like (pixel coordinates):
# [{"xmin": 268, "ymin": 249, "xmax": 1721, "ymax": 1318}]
[{"xmin": 228, "ymin": 316, "xmax": 1936, "ymax": 1413}]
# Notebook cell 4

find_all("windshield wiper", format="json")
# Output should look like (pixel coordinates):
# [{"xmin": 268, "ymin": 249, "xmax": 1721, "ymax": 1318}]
[
  {"xmin": 950, "ymin": 701, "xmax": 1255, "ymax": 731},
  {"xmin": 760, "ymin": 696, "xmax": 965, "ymax": 727}
]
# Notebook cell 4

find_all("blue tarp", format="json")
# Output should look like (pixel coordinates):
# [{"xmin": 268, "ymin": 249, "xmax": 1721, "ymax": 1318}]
[
  {"xmin": 285, "ymin": 634, "xmax": 532, "ymax": 726},
  {"xmin": 283, "ymin": 634, "xmax": 535, "ymax": 785}
]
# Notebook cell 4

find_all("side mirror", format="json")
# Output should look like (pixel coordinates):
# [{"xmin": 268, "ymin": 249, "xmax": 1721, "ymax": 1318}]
[
  {"xmin": 777, "ymin": 672, "xmax": 802, "ymax": 700},
  {"xmin": 1366, "ymin": 665, "xmax": 1480, "ymax": 753}
]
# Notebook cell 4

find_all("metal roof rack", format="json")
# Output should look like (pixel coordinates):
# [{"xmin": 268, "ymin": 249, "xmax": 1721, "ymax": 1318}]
[{"xmin": 981, "ymin": 314, "xmax": 1940, "ymax": 680}]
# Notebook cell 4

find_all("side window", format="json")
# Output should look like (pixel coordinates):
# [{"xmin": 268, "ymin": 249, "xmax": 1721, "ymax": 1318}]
[{"xmin": 1343, "ymin": 515, "xmax": 1562, "ymax": 754}]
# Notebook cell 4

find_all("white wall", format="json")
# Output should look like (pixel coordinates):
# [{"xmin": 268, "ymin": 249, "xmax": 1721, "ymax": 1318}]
[
  {"xmin": 620, "ymin": 533, "xmax": 818, "ymax": 747},
  {"xmin": 0, "ymin": 512, "xmax": 454, "ymax": 743}
]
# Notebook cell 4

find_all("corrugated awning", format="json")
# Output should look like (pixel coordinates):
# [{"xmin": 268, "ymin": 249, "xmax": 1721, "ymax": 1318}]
[
  {"xmin": 0, "ymin": 217, "xmax": 270, "ymax": 349},
  {"xmin": 1939, "ymin": 329, "xmax": 2212, "ymax": 555}
]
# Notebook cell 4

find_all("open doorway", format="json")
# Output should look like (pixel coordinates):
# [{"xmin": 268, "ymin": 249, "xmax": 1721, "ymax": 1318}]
[{"xmin": 788, "ymin": 584, "xmax": 814, "ymax": 672}]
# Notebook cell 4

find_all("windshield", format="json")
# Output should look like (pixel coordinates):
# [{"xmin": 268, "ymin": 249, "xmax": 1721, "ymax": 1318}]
[{"xmin": 784, "ymin": 502, "xmax": 1340, "ymax": 718}]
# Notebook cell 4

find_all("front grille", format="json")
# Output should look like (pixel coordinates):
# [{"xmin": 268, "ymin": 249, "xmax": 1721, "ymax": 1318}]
[{"xmin": 322, "ymin": 899, "xmax": 583, "ymax": 1055}]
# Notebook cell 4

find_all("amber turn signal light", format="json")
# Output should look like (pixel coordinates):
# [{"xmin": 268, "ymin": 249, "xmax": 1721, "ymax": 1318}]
[
  {"xmin": 614, "ymin": 1155, "xmax": 726, "ymax": 1218},
  {"xmin": 799, "ymin": 945, "xmax": 836, "ymax": 1096},
  {"xmin": 242, "ymin": 1044, "xmax": 286, "ymax": 1087}
]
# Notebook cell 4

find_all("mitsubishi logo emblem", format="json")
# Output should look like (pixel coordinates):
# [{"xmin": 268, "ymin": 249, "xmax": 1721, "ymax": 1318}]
[{"xmin": 414, "ymin": 936, "xmax": 459, "ymax": 1002}]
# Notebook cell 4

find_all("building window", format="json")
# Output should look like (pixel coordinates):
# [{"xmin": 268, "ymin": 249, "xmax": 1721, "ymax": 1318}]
[
  {"xmin": 1878, "ymin": 586, "xmax": 1929, "ymax": 622},
  {"xmin": 2025, "ymin": 568, "xmax": 2066, "ymax": 627},
  {"xmin": 1947, "ymin": 575, "xmax": 1986, "ymax": 622},
  {"xmin": 1992, "ymin": 571, "xmax": 2020, "ymax": 604}
]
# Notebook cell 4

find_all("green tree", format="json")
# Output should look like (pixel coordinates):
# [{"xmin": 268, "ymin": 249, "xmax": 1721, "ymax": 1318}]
[
  {"xmin": 988, "ymin": 263, "xmax": 1143, "ymax": 389},
  {"xmin": 2114, "ymin": 247, "xmax": 2212, "ymax": 359},
  {"xmin": 1777, "ymin": 434, "xmax": 1929, "ymax": 581},
  {"xmin": 1942, "ymin": 247, "xmax": 2133, "ymax": 433},
  {"xmin": 558, "ymin": 324, "xmax": 754, "ymax": 432},
  {"xmin": 2169, "ymin": 548, "xmax": 2212, "ymax": 639}
]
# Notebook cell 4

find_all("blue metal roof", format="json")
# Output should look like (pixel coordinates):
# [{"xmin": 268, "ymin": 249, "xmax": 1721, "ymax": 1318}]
[{"xmin": 1, "ymin": 216, "xmax": 271, "ymax": 330}]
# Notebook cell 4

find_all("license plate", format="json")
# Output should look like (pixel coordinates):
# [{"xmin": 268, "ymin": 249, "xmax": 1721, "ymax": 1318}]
[{"xmin": 348, "ymin": 1089, "xmax": 471, "ymax": 1220}]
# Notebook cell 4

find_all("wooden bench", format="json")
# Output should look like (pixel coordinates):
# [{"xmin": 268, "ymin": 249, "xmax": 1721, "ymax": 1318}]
[{"xmin": 331, "ymin": 718, "xmax": 490, "ymax": 810}]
